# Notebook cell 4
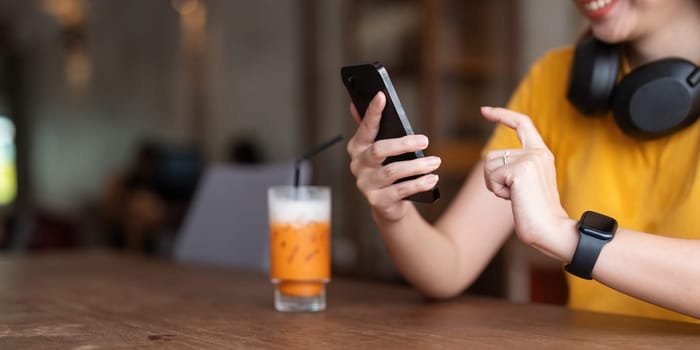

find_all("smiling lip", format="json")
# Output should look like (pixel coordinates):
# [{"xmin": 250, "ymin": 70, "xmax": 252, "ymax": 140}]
[{"xmin": 577, "ymin": 0, "xmax": 617, "ymax": 19}]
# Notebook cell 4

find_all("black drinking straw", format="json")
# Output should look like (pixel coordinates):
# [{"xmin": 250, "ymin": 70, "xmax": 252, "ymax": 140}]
[{"xmin": 294, "ymin": 134, "xmax": 344, "ymax": 188}]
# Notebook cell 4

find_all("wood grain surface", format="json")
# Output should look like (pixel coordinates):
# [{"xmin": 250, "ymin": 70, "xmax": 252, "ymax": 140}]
[{"xmin": 0, "ymin": 251, "xmax": 697, "ymax": 349}]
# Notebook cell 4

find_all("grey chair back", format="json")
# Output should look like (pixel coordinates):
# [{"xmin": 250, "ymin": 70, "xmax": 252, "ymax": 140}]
[{"xmin": 174, "ymin": 161, "xmax": 311, "ymax": 271}]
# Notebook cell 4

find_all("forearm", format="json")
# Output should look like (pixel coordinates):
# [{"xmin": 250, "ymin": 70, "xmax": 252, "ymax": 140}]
[
  {"xmin": 592, "ymin": 228, "xmax": 700, "ymax": 318},
  {"xmin": 546, "ymin": 219, "xmax": 700, "ymax": 318},
  {"xmin": 373, "ymin": 163, "xmax": 515, "ymax": 299},
  {"xmin": 373, "ymin": 203, "xmax": 465, "ymax": 298}
]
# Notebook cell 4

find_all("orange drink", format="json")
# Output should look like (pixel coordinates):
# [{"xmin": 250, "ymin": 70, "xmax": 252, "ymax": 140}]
[
  {"xmin": 270, "ymin": 221, "xmax": 330, "ymax": 296},
  {"xmin": 268, "ymin": 186, "xmax": 330, "ymax": 312}
]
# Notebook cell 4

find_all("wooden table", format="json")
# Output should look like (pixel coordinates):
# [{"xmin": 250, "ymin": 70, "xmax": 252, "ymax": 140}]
[{"xmin": 0, "ymin": 251, "xmax": 697, "ymax": 349}]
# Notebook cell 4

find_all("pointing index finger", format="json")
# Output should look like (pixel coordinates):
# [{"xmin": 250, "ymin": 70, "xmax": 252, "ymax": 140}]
[
  {"xmin": 480, "ymin": 107, "xmax": 546, "ymax": 149},
  {"xmin": 353, "ymin": 92, "xmax": 386, "ymax": 145}
]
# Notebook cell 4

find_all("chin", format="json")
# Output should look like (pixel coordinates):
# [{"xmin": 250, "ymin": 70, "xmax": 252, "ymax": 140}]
[
  {"xmin": 590, "ymin": 24, "xmax": 633, "ymax": 44},
  {"xmin": 590, "ymin": 29, "xmax": 624, "ymax": 44}
]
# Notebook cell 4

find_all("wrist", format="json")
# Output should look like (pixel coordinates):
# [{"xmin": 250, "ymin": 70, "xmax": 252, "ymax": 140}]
[
  {"xmin": 532, "ymin": 216, "xmax": 578, "ymax": 262},
  {"xmin": 559, "ymin": 217, "xmax": 579, "ymax": 263},
  {"xmin": 371, "ymin": 201, "xmax": 413, "ymax": 225}
]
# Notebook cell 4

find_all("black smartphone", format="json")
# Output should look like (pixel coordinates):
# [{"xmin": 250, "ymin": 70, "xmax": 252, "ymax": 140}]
[{"xmin": 341, "ymin": 62, "xmax": 440, "ymax": 203}]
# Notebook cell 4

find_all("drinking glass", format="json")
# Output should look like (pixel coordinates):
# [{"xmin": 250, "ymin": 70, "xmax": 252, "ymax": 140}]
[{"xmin": 267, "ymin": 186, "xmax": 330, "ymax": 312}]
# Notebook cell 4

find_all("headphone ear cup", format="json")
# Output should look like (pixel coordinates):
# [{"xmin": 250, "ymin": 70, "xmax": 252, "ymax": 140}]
[
  {"xmin": 612, "ymin": 59, "xmax": 700, "ymax": 139},
  {"xmin": 567, "ymin": 36, "xmax": 621, "ymax": 115}
]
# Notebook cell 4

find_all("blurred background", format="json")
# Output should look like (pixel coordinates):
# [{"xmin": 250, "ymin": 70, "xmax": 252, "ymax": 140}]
[{"xmin": 0, "ymin": 0, "xmax": 583, "ymax": 304}]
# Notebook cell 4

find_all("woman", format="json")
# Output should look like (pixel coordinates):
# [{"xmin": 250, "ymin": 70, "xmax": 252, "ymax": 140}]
[{"xmin": 346, "ymin": 0, "xmax": 700, "ymax": 322}]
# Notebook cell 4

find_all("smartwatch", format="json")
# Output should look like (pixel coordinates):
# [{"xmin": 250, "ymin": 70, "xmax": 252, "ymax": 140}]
[{"xmin": 565, "ymin": 211, "xmax": 617, "ymax": 280}]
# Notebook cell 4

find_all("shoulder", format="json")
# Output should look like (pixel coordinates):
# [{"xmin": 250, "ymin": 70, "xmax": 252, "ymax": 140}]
[
  {"xmin": 510, "ymin": 45, "xmax": 577, "ymax": 116},
  {"xmin": 540, "ymin": 46, "xmax": 574, "ymax": 63},
  {"xmin": 527, "ymin": 46, "xmax": 575, "ymax": 83},
  {"xmin": 508, "ymin": 46, "xmax": 585, "ymax": 150}
]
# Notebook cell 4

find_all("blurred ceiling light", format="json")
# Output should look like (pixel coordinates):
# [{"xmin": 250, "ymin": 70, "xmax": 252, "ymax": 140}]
[
  {"xmin": 172, "ymin": 0, "xmax": 201, "ymax": 16},
  {"xmin": 65, "ymin": 48, "xmax": 91, "ymax": 92},
  {"xmin": 176, "ymin": 0, "xmax": 207, "ymax": 47},
  {"xmin": 182, "ymin": 5, "xmax": 207, "ymax": 33},
  {"xmin": 41, "ymin": 0, "xmax": 85, "ymax": 27},
  {"xmin": 41, "ymin": 0, "xmax": 91, "ymax": 93}
]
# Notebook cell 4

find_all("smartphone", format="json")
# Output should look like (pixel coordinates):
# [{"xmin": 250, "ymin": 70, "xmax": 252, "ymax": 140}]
[{"xmin": 341, "ymin": 62, "xmax": 440, "ymax": 203}]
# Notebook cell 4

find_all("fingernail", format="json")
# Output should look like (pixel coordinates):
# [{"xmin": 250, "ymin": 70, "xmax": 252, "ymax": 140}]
[
  {"xmin": 427, "ymin": 156, "xmax": 441, "ymax": 167},
  {"xmin": 425, "ymin": 174, "xmax": 439, "ymax": 185},
  {"xmin": 481, "ymin": 106, "xmax": 493, "ymax": 111},
  {"xmin": 414, "ymin": 135, "xmax": 429, "ymax": 147}
]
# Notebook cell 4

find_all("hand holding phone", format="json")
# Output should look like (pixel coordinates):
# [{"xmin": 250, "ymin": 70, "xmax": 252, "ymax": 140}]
[{"xmin": 341, "ymin": 62, "xmax": 440, "ymax": 203}]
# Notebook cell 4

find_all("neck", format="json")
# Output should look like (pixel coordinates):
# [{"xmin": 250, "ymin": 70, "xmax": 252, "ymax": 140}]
[{"xmin": 626, "ymin": 6, "xmax": 700, "ymax": 68}]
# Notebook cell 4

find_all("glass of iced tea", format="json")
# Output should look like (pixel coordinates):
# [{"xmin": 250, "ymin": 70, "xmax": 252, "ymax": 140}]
[{"xmin": 267, "ymin": 186, "xmax": 330, "ymax": 312}]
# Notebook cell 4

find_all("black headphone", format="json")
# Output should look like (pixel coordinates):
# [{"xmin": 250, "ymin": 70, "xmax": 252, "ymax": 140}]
[{"xmin": 567, "ymin": 35, "xmax": 700, "ymax": 139}]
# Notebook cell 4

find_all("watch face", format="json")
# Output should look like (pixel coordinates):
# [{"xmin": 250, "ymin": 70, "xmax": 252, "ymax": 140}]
[{"xmin": 580, "ymin": 211, "xmax": 617, "ymax": 240}]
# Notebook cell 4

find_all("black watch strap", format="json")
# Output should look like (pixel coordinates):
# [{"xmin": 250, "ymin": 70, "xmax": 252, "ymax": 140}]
[{"xmin": 565, "ymin": 233, "xmax": 605, "ymax": 280}]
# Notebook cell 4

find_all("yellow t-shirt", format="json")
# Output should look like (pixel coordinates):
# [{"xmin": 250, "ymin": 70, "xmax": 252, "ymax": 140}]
[{"xmin": 483, "ymin": 47, "xmax": 700, "ymax": 323}]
